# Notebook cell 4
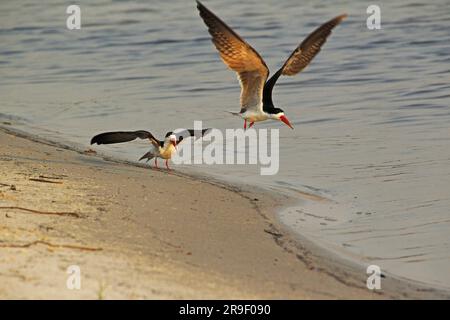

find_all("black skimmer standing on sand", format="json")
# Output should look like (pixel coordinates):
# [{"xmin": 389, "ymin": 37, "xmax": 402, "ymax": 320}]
[
  {"xmin": 91, "ymin": 129, "xmax": 210, "ymax": 170},
  {"xmin": 196, "ymin": 1, "xmax": 346, "ymax": 129}
]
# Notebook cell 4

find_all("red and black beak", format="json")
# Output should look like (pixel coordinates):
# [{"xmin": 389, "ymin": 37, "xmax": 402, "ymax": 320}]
[
  {"xmin": 280, "ymin": 115, "xmax": 294, "ymax": 129},
  {"xmin": 172, "ymin": 140, "xmax": 177, "ymax": 150}
]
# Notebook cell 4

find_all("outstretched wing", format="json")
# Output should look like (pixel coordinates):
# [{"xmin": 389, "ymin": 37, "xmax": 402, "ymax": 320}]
[
  {"xmin": 166, "ymin": 128, "xmax": 211, "ymax": 144},
  {"xmin": 263, "ymin": 14, "xmax": 347, "ymax": 108},
  {"xmin": 90, "ymin": 130, "xmax": 160, "ymax": 148},
  {"xmin": 197, "ymin": 1, "xmax": 269, "ymax": 112}
]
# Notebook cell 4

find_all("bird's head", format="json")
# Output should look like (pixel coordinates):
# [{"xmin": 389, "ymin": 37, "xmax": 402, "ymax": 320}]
[
  {"xmin": 270, "ymin": 108, "xmax": 293, "ymax": 129},
  {"xmin": 169, "ymin": 134, "xmax": 177, "ymax": 150}
]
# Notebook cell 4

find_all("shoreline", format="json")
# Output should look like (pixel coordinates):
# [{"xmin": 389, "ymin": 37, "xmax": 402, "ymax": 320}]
[{"xmin": 0, "ymin": 125, "xmax": 448, "ymax": 299}]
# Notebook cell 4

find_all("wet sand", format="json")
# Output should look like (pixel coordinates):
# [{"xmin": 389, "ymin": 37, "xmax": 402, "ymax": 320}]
[{"xmin": 0, "ymin": 127, "xmax": 447, "ymax": 299}]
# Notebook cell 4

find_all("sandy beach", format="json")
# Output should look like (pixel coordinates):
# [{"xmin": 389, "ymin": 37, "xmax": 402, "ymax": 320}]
[{"xmin": 0, "ymin": 126, "xmax": 447, "ymax": 299}]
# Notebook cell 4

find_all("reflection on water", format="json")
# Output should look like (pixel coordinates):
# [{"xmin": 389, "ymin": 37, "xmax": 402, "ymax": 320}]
[{"xmin": 1, "ymin": 0, "xmax": 449, "ymax": 289}]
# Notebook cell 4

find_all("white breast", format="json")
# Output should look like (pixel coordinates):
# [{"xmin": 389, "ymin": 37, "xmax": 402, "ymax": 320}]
[
  {"xmin": 241, "ymin": 109, "xmax": 269, "ymax": 122},
  {"xmin": 158, "ymin": 143, "xmax": 176, "ymax": 159}
]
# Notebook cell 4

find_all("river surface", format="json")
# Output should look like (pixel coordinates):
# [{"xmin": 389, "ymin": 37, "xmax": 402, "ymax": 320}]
[{"xmin": 1, "ymin": 0, "xmax": 449, "ymax": 289}]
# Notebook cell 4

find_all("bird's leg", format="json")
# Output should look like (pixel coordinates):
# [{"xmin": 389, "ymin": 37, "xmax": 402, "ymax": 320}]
[
  {"xmin": 154, "ymin": 158, "xmax": 158, "ymax": 169},
  {"xmin": 244, "ymin": 119, "xmax": 247, "ymax": 130},
  {"xmin": 165, "ymin": 159, "xmax": 170, "ymax": 170},
  {"xmin": 249, "ymin": 122, "xmax": 255, "ymax": 128}
]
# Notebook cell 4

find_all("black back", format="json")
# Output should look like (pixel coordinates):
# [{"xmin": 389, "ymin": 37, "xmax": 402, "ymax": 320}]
[
  {"xmin": 262, "ymin": 69, "xmax": 282, "ymax": 111},
  {"xmin": 262, "ymin": 69, "xmax": 284, "ymax": 114}
]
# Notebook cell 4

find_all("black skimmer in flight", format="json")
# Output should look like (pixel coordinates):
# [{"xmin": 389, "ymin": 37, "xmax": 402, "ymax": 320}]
[
  {"xmin": 196, "ymin": 1, "xmax": 346, "ymax": 129},
  {"xmin": 91, "ymin": 129, "xmax": 210, "ymax": 170}
]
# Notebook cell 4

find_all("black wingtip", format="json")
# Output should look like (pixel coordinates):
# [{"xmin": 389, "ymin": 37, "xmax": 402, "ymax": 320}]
[
  {"xmin": 90, "ymin": 136, "xmax": 99, "ymax": 145},
  {"xmin": 196, "ymin": 0, "xmax": 207, "ymax": 12},
  {"xmin": 90, "ymin": 133, "xmax": 107, "ymax": 145},
  {"xmin": 194, "ymin": 128, "xmax": 211, "ymax": 140},
  {"xmin": 194, "ymin": 128, "xmax": 212, "ymax": 138}
]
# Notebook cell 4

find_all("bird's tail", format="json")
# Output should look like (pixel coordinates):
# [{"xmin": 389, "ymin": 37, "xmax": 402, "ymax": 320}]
[
  {"xmin": 139, "ymin": 152, "xmax": 155, "ymax": 162},
  {"xmin": 227, "ymin": 111, "xmax": 241, "ymax": 117}
]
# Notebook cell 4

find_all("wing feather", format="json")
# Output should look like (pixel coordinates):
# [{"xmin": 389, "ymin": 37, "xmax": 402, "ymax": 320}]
[
  {"xmin": 197, "ymin": 1, "xmax": 269, "ymax": 112},
  {"xmin": 282, "ymin": 14, "xmax": 347, "ymax": 76},
  {"xmin": 263, "ymin": 14, "xmax": 347, "ymax": 107},
  {"xmin": 166, "ymin": 128, "xmax": 211, "ymax": 144},
  {"xmin": 90, "ymin": 130, "xmax": 159, "ymax": 147}
]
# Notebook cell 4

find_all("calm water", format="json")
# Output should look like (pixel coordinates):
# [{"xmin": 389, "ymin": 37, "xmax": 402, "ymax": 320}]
[{"xmin": 1, "ymin": 0, "xmax": 449, "ymax": 289}]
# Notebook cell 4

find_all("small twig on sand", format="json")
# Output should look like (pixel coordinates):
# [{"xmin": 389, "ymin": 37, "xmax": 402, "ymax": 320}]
[
  {"xmin": 0, "ymin": 206, "xmax": 80, "ymax": 218},
  {"xmin": 29, "ymin": 178, "xmax": 63, "ymax": 184},
  {"xmin": 39, "ymin": 175, "xmax": 64, "ymax": 180},
  {"xmin": 0, "ymin": 240, "xmax": 102, "ymax": 251},
  {"xmin": 264, "ymin": 228, "xmax": 283, "ymax": 238}
]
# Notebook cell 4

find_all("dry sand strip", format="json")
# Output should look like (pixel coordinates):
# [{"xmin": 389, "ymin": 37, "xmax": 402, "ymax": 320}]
[{"xmin": 0, "ymin": 127, "xmax": 447, "ymax": 299}]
